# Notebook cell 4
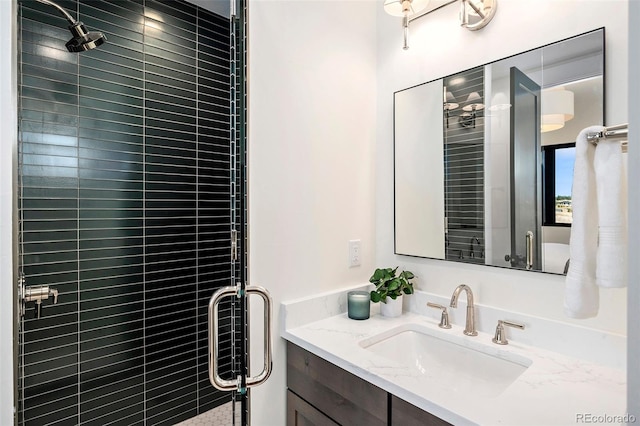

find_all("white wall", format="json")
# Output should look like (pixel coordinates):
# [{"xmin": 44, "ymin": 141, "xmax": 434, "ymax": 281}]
[
  {"xmin": 0, "ymin": 0, "xmax": 16, "ymax": 424},
  {"xmin": 248, "ymin": 1, "xmax": 377, "ymax": 424},
  {"xmin": 376, "ymin": 0, "xmax": 629, "ymax": 335},
  {"xmin": 627, "ymin": 0, "xmax": 639, "ymax": 418},
  {"xmin": 395, "ymin": 82, "xmax": 445, "ymax": 258}
]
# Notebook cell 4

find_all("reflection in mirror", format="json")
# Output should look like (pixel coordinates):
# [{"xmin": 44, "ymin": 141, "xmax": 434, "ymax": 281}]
[{"xmin": 393, "ymin": 28, "xmax": 604, "ymax": 274}]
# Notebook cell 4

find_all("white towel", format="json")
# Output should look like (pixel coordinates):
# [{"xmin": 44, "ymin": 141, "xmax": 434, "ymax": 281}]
[
  {"xmin": 594, "ymin": 137, "xmax": 628, "ymax": 288},
  {"xmin": 564, "ymin": 126, "xmax": 601, "ymax": 319}
]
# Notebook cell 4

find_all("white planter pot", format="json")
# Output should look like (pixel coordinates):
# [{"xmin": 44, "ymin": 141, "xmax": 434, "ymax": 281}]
[{"xmin": 380, "ymin": 295, "xmax": 403, "ymax": 317}]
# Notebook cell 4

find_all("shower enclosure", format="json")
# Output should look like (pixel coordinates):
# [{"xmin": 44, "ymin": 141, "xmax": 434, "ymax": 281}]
[{"xmin": 16, "ymin": 0, "xmax": 255, "ymax": 424}]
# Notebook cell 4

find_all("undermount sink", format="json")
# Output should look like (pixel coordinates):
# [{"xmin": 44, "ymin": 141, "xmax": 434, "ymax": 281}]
[{"xmin": 359, "ymin": 323, "xmax": 532, "ymax": 397}]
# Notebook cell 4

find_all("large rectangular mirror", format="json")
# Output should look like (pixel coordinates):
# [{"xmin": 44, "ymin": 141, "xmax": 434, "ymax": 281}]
[{"xmin": 394, "ymin": 28, "xmax": 604, "ymax": 274}]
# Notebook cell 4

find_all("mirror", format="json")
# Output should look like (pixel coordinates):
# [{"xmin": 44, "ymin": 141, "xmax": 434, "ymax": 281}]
[{"xmin": 394, "ymin": 28, "xmax": 604, "ymax": 274}]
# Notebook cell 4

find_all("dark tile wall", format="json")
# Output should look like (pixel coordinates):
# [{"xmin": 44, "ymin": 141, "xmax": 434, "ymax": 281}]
[
  {"xmin": 18, "ymin": 0, "xmax": 237, "ymax": 424},
  {"xmin": 443, "ymin": 67, "xmax": 485, "ymax": 264}
]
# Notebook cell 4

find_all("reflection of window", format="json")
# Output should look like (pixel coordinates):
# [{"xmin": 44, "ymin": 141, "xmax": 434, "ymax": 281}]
[{"xmin": 542, "ymin": 143, "xmax": 575, "ymax": 226}]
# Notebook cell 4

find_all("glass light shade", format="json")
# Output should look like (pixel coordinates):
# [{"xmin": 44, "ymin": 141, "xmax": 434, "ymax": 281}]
[
  {"xmin": 541, "ymin": 113, "xmax": 565, "ymax": 133},
  {"xmin": 444, "ymin": 90, "xmax": 458, "ymax": 110},
  {"xmin": 462, "ymin": 91, "xmax": 484, "ymax": 111},
  {"xmin": 384, "ymin": 0, "xmax": 430, "ymax": 17},
  {"xmin": 488, "ymin": 92, "xmax": 511, "ymax": 111}
]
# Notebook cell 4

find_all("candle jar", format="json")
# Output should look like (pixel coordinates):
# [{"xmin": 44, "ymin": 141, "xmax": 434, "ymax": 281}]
[{"xmin": 347, "ymin": 291, "xmax": 370, "ymax": 320}]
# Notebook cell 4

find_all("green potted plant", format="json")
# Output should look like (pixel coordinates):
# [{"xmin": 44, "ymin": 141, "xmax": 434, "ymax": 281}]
[{"xmin": 369, "ymin": 267, "xmax": 415, "ymax": 317}]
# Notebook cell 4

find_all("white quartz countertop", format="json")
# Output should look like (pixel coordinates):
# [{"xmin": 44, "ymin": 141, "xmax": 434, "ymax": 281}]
[{"xmin": 282, "ymin": 310, "xmax": 627, "ymax": 426}]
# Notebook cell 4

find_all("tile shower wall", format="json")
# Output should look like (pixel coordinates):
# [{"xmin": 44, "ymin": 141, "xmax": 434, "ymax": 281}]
[
  {"xmin": 443, "ymin": 67, "xmax": 485, "ymax": 264},
  {"xmin": 18, "ymin": 0, "xmax": 238, "ymax": 424}
]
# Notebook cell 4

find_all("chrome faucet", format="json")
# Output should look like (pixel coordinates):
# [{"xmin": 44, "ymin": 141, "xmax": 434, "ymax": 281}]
[
  {"xmin": 449, "ymin": 284, "xmax": 477, "ymax": 336},
  {"xmin": 469, "ymin": 236, "xmax": 480, "ymax": 258}
]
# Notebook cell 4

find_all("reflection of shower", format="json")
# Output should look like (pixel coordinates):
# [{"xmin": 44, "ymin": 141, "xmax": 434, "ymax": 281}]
[{"xmin": 35, "ymin": 0, "xmax": 106, "ymax": 52}]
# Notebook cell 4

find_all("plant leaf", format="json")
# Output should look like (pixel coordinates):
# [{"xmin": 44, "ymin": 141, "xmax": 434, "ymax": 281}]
[
  {"xmin": 400, "ymin": 270, "xmax": 415, "ymax": 280},
  {"xmin": 388, "ymin": 279, "xmax": 400, "ymax": 291},
  {"xmin": 370, "ymin": 291, "xmax": 381, "ymax": 303}
]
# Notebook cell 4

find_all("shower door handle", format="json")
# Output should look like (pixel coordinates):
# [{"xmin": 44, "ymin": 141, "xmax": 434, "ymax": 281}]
[
  {"xmin": 245, "ymin": 285, "xmax": 273, "ymax": 388},
  {"xmin": 525, "ymin": 231, "xmax": 534, "ymax": 270},
  {"xmin": 208, "ymin": 285, "xmax": 240, "ymax": 391},
  {"xmin": 208, "ymin": 284, "xmax": 273, "ymax": 392}
]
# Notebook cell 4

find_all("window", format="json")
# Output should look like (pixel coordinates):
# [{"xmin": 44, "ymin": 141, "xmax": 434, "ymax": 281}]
[{"xmin": 542, "ymin": 143, "xmax": 575, "ymax": 226}]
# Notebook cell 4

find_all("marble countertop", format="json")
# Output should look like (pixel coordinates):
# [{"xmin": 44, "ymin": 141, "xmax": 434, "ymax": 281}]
[{"xmin": 281, "ymin": 290, "xmax": 627, "ymax": 426}]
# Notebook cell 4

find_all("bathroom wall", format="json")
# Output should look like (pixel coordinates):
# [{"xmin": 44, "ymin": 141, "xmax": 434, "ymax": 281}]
[
  {"xmin": 443, "ymin": 67, "xmax": 485, "ymax": 264},
  {"xmin": 628, "ymin": 0, "xmax": 640, "ymax": 417},
  {"xmin": 1, "ymin": 1, "xmax": 637, "ymax": 426},
  {"xmin": 377, "ymin": 0, "xmax": 629, "ymax": 334},
  {"xmin": 248, "ymin": 1, "xmax": 377, "ymax": 424},
  {"xmin": 0, "ymin": 1, "xmax": 17, "ymax": 424}
]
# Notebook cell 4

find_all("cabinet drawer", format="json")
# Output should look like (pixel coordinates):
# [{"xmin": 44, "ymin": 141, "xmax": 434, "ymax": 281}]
[
  {"xmin": 288, "ymin": 390, "xmax": 339, "ymax": 426},
  {"xmin": 391, "ymin": 395, "xmax": 451, "ymax": 426},
  {"xmin": 287, "ymin": 342, "xmax": 387, "ymax": 426}
]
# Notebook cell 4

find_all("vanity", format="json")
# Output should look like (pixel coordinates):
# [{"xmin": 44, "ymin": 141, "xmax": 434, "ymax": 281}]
[
  {"xmin": 281, "ymin": 287, "xmax": 626, "ymax": 426},
  {"xmin": 287, "ymin": 342, "xmax": 448, "ymax": 425}
]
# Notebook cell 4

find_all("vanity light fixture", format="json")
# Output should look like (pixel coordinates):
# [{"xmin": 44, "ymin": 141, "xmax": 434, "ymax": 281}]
[
  {"xmin": 460, "ymin": 91, "xmax": 484, "ymax": 128},
  {"xmin": 460, "ymin": 0, "xmax": 497, "ymax": 31},
  {"xmin": 443, "ymin": 87, "xmax": 459, "ymax": 128},
  {"xmin": 383, "ymin": 0, "xmax": 431, "ymax": 50},
  {"xmin": 385, "ymin": 0, "xmax": 497, "ymax": 50},
  {"xmin": 541, "ymin": 87, "xmax": 574, "ymax": 133}
]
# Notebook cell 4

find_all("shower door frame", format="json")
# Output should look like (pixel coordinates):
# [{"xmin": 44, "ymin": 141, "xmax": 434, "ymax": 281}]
[{"xmin": 13, "ymin": 0, "xmax": 250, "ymax": 424}]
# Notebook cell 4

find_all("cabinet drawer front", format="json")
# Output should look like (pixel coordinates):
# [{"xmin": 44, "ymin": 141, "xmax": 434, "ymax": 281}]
[
  {"xmin": 287, "ymin": 342, "xmax": 387, "ymax": 426},
  {"xmin": 391, "ymin": 395, "xmax": 451, "ymax": 426},
  {"xmin": 288, "ymin": 390, "xmax": 339, "ymax": 426}
]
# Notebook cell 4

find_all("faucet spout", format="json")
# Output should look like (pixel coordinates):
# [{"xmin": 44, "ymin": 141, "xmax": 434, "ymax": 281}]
[
  {"xmin": 449, "ymin": 284, "xmax": 477, "ymax": 336},
  {"xmin": 469, "ymin": 236, "xmax": 480, "ymax": 258}
]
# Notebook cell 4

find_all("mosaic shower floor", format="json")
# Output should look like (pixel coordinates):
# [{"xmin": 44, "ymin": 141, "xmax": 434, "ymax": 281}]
[{"xmin": 175, "ymin": 402, "xmax": 241, "ymax": 426}]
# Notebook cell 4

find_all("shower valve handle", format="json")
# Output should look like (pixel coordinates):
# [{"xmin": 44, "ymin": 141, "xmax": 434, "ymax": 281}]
[{"xmin": 21, "ymin": 284, "xmax": 59, "ymax": 319}]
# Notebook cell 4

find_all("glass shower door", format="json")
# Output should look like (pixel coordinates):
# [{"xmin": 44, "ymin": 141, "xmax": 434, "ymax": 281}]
[
  {"xmin": 15, "ymin": 0, "xmax": 255, "ymax": 424},
  {"xmin": 509, "ymin": 66, "xmax": 542, "ymax": 271}
]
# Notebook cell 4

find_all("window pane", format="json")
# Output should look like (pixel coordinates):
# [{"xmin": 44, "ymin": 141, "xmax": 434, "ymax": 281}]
[{"xmin": 555, "ymin": 146, "xmax": 575, "ymax": 224}]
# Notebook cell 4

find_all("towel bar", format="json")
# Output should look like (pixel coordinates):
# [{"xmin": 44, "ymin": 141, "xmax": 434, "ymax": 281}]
[{"xmin": 587, "ymin": 123, "xmax": 628, "ymax": 152}]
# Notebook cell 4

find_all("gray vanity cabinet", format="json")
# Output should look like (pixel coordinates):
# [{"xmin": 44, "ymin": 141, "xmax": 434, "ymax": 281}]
[
  {"xmin": 287, "ymin": 342, "xmax": 387, "ymax": 425},
  {"xmin": 286, "ymin": 342, "xmax": 451, "ymax": 426}
]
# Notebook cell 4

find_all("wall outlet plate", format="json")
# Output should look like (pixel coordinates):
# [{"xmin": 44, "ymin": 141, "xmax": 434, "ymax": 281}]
[{"xmin": 349, "ymin": 240, "xmax": 361, "ymax": 267}]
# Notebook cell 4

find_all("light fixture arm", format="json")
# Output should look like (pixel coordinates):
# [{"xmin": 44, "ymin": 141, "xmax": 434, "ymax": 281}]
[
  {"xmin": 408, "ymin": 0, "xmax": 457, "ymax": 23},
  {"xmin": 35, "ymin": 0, "xmax": 77, "ymax": 25},
  {"xmin": 387, "ymin": 0, "xmax": 497, "ymax": 50},
  {"xmin": 403, "ymin": 15, "xmax": 410, "ymax": 50}
]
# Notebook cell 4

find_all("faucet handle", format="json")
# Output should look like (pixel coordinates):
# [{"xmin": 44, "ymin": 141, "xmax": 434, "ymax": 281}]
[
  {"xmin": 49, "ymin": 288, "xmax": 59, "ymax": 304},
  {"xmin": 427, "ymin": 302, "xmax": 452, "ymax": 329},
  {"xmin": 492, "ymin": 320, "xmax": 525, "ymax": 345}
]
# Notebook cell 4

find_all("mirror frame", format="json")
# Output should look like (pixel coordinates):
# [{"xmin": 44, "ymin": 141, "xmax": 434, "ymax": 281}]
[{"xmin": 393, "ymin": 28, "xmax": 606, "ymax": 274}]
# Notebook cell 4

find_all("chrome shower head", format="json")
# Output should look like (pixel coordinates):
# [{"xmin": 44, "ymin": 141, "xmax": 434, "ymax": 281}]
[
  {"xmin": 66, "ymin": 21, "xmax": 107, "ymax": 52},
  {"xmin": 36, "ymin": 0, "xmax": 107, "ymax": 52}
]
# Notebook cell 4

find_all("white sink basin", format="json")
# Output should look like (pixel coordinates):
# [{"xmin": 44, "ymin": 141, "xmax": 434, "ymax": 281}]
[{"xmin": 359, "ymin": 323, "xmax": 532, "ymax": 397}]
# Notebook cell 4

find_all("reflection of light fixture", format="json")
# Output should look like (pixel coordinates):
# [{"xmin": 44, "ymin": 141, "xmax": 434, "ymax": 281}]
[
  {"xmin": 461, "ymin": 92, "xmax": 484, "ymax": 128},
  {"xmin": 384, "ymin": 0, "xmax": 430, "ymax": 50},
  {"xmin": 443, "ymin": 86, "xmax": 459, "ymax": 129},
  {"xmin": 541, "ymin": 88, "xmax": 574, "ymax": 133},
  {"xmin": 460, "ymin": 0, "xmax": 498, "ymax": 31},
  {"xmin": 458, "ymin": 112, "xmax": 475, "ymax": 128},
  {"xmin": 488, "ymin": 92, "xmax": 511, "ymax": 111}
]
